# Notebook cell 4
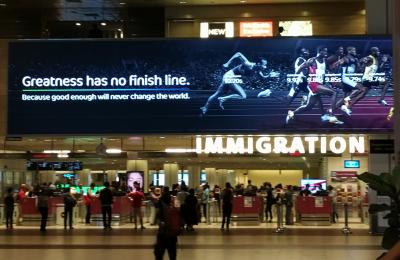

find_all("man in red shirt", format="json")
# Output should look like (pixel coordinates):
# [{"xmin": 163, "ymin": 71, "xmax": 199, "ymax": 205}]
[{"xmin": 129, "ymin": 182, "xmax": 145, "ymax": 229}]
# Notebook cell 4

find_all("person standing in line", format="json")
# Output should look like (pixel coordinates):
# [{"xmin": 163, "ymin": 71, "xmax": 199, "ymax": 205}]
[
  {"xmin": 63, "ymin": 187, "xmax": 76, "ymax": 230},
  {"xmin": 99, "ymin": 181, "xmax": 114, "ymax": 230},
  {"xmin": 221, "ymin": 182, "xmax": 234, "ymax": 231},
  {"xmin": 265, "ymin": 182, "xmax": 275, "ymax": 222},
  {"xmin": 85, "ymin": 183, "xmax": 95, "ymax": 224},
  {"xmin": 328, "ymin": 185, "xmax": 339, "ymax": 223},
  {"xmin": 177, "ymin": 186, "xmax": 189, "ymax": 229},
  {"xmin": 129, "ymin": 181, "xmax": 145, "ymax": 229},
  {"xmin": 149, "ymin": 187, "xmax": 161, "ymax": 225},
  {"xmin": 4, "ymin": 187, "xmax": 15, "ymax": 229},
  {"xmin": 213, "ymin": 185, "xmax": 221, "ymax": 214},
  {"xmin": 37, "ymin": 187, "xmax": 51, "ymax": 232},
  {"xmin": 201, "ymin": 184, "xmax": 210, "ymax": 222},
  {"xmin": 184, "ymin": 188, "xmax": 198, "ymax": 231},
  {"xmin": 284, "ymin": 185, "xmax": 294, "ymax": 225}
]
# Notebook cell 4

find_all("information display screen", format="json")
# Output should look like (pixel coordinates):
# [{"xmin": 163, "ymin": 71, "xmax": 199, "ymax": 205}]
[
  {"xmin": 8, "ymin": 37, "xmax": 393, "ymax": 135},
  {"xmin": 301, "ymin": 179, "xmax": 327, "ymax": 194},
  {"xmin": 27, "ymin": 161, "xmax": 83, "ymax": 171}
]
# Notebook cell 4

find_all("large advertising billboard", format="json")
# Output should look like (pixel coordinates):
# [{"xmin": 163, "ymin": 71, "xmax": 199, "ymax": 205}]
[{"xmin": 8, "ymin": 37, "xmax": 393, "ymax": 135}]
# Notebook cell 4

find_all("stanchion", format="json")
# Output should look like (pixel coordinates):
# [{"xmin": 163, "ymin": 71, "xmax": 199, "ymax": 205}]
[
  {"xmin": 342, "ymin": 202, "xmax": 352, "ymax": 235},
  {"xmin": 274, "ymin": 203, "xmax": 285, "ymax": 233}
]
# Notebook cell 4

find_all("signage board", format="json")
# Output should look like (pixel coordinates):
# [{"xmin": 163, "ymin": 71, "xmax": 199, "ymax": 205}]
[
  {"xmin": 8, "ymin": 36, "xmax": 393, "ymax": 135},
  {"xmin": 240, "ymin": 21, "xmax": 273, "ymax": 37}
]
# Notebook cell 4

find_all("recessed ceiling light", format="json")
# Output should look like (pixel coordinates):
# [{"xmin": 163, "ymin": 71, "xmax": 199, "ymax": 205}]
[
  {"xmin": 75, "ymin": 22, "xmax": 82, "ymax": 26},
  {"xmin": 119, "ymin": 2, "xmax": 126, "ymax": 5},
  {"xmin": 160, "ymin": 136, "xmax": 166, "ymax": 139},
  {"xmin": 240, "ymin": 0, "xmax": 246, "ymax": 2},
  {"xmin": 179, "ymin": 1, "xmax": 187, "ymax": 4},
  {"xmin": 100, "ymin": 22, "xmax": 107, "ymax": 26}
]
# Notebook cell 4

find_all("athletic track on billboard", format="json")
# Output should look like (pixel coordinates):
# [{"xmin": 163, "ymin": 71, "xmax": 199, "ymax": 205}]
[{"xmin": 194, "ymin": 90, "xmax": 393, "ymax": 133}]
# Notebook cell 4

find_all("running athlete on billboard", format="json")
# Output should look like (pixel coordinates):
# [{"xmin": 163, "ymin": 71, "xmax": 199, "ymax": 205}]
[
  {"xmin": 333, "ymin": 46, "xmax": 367, "ymax": 116},
  {"xmin": 286, "ymin": 47, "xmax": 312, "ymax": 107},
  {"xmin": 200, "ymin": 52, "xmax": 270, "ymax": 115},
  {"xmin": 285, "ymin": 46, "xmax": 343, "ymax": 125},
  {"xmin": 377, "ymin": 54, "xmax": 392, "ymax": 106},
  {"xmin": 342, "ymin": 47, "xmax": 383, "ymax": 111}
]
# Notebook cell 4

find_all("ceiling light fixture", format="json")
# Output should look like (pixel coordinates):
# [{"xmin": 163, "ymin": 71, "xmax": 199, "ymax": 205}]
[
  {"xmin": 106, "ymin": 148, "xmax": 122, "ymax": 154},
  {"xmin": 100, "ymin": 22, "xmax": 107, "ymax": 26},
  {"xmin": 75, "ymin": 22, "xmax": 82, "ymax": 26},
  {"xmin": 179, "ymin": 1, "xmax": 187, "ymax": 4}
]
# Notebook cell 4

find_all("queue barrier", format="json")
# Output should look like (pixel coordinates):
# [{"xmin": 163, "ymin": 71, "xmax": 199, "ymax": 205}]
[
  {"xmin": 295, "ymin": 196, "xmax": 332, "ymax": 226},
  {"xmin": 231, "ymin": 196, "xmax": 263, "ymax": 226},
  {"xmin": 89, "ymin": 196, "xmax": 132, "ymax": 226},
  {"xmin": 19, "ymin": 197, "xmax": 63, "ymax": 226}
]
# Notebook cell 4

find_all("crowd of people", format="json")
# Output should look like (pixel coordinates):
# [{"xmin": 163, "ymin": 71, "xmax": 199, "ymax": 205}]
[{"xmin": 3, "ymin": 179, "xmax": 342, "ymax": 233}]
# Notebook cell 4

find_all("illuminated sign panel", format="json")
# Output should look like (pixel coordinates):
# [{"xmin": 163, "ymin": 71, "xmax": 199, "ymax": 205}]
[
  {"xmin": 279, "ymin": 21, "xmax": 313, "ymax": 36},
  {"xmin": 344, "ymin": 160, "xmax": 360, "ymax": 168},
  {"xmin": 240, "ymin": 22, "xmax": 273, "ymax": 37},
  {"xmin": 8, "ymin": 36, "xmax": 392, "ymax": 134},
  {"xmin": 200, "ymin": 22, "xmax": 234, "ymax": 38},
  {"xmin": 195, "ymin": 136, "xmax": 365, "ymax": 155}
]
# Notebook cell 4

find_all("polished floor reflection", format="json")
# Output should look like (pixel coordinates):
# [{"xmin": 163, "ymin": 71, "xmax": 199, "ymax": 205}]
[{"xmin": 0, "ymin": 223, "xmax": 384, "ymax": 260}]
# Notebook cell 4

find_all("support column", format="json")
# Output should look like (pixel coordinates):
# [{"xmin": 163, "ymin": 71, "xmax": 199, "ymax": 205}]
[
  {"xmin": 163, "ymin": 163, "xmax": 179, "ymax": 187},
  {"xmin": 187, "ymin": 165, "xmax": 201, "ymax": 188}
]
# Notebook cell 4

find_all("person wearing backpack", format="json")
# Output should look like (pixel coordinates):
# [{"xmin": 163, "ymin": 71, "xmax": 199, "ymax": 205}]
[
  {"xmin": 64, "ymin": 187, "xmax": 77, "ymax": 230},
  {"xmin": 221, "ymin": 182, "xmax": 233, "ymax": 231},
  {"xmin": 154, "ymin": 186, "xmax": 180, "ymax": 260}
]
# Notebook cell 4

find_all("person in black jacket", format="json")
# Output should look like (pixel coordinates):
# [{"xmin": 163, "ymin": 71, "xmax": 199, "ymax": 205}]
[
  {"xmin": 63, "ymin": 188, "xmax": 76, "ymax": 230},
  {"xmin": 4, "ymin": 188, "xmax": 15, "ymax": 229},
  {"xmin": 154, "ymin": 186, "xmax": 178, "ymax": 260},
  {"xmin": 265, "ymin": 182, "xmax": 275, "ymax": 222},
  {"xmin": 99, "ymin": 182, "xmax": 114, "ymax": 229},
  {"xmin": 183, "ymin": 188, "xmax": 198, "ymax": 231},
  {"xmin": 221, "ymin": 182, "xmax": 233, "ymax": 231}
]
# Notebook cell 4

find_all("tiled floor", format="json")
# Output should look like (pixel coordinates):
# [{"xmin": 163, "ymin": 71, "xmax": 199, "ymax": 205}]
[{"xmin": 0, "ymin": 222, "xmax": 385, "ymax": 260}]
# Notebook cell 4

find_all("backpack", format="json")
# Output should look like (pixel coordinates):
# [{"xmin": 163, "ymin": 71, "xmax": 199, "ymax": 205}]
[
  {"xmin": 161, "ymin": 203, "xmax": 182, "ymax": 237},
  {"xmin": 65, "ymin": 195, "xmax": 77, "ymax": 207}
]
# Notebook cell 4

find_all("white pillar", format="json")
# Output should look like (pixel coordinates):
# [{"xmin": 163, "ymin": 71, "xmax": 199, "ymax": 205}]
[{"xmin": 163, "ymin": 163, "xmax": 179, "ymax": 187}]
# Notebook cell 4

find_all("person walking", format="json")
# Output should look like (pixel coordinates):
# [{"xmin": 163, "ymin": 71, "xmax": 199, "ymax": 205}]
[
  {"xmin": 99, "ymin": 182, "xmax": 114, "ymax": 230},
  {"xmin": 4, "ymin": 187, "xmax": 15, "ymax": 229},
  {"xmin": 37, "ymin": 188, "xmax": 51, "ymax": 232},
  {"xmin": 221, "ymin": 182, "xmax": 234, "ymax": 231},
  {"xmin": 154, "ymin": 186, "xmax": 180, "ymax": 260},
  {"xmin": 63, "ymin": 187, "xmax": 77, "ymax": 230}
]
